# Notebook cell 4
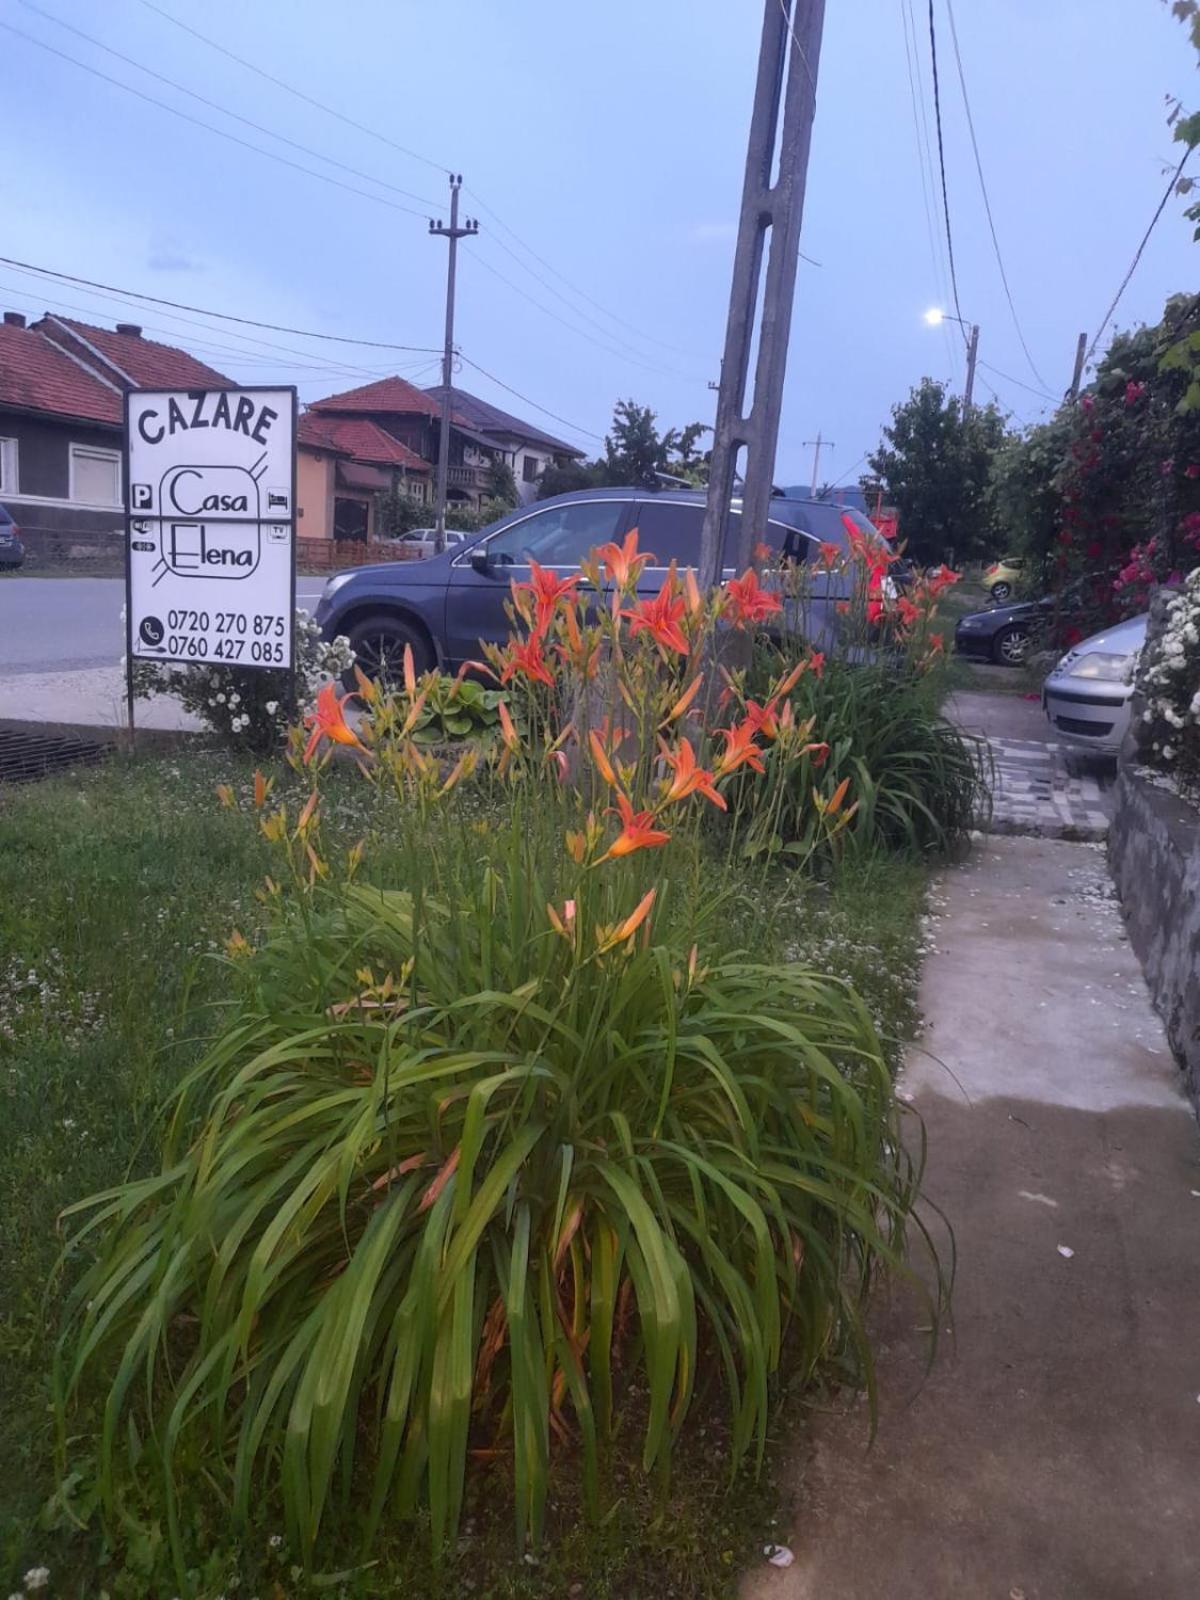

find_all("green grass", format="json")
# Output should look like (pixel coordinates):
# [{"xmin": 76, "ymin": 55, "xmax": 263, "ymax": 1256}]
[{"xmin": 0, "ymin": 754, "xmax": 930, "ymax": 1599}]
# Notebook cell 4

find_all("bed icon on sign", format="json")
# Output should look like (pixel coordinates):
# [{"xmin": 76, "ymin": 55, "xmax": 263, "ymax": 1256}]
[{"xmin": 166, "ymin": 521, "xmax": 262, "ymax": 579}]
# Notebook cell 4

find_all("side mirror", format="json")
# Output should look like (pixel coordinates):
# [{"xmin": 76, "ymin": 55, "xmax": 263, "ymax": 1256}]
[{"xmin": 469, "ymin": 545, "xmax": 493, "ymax": 574}]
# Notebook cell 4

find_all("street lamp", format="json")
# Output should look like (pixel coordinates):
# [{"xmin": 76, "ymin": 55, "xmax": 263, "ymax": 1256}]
[{"xmin": 923, "ymin": 308, "xmax": 979, "ymax": 410}]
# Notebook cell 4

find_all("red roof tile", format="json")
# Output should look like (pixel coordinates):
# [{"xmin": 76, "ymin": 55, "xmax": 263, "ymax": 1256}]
[
  {"xmin": 309, "ymin": 374, "xmax": 441, "ymax": 419},
  {"xmin": 39, "ymin": 316, "xmax": 231, "ymax": 390},
  {"xmin": 0, "ymin": 320, "xmax": 122, "ymax": 424},
  {"xmin": 299, "ymin": 413, "xmax": 430, "ymax": 471}
]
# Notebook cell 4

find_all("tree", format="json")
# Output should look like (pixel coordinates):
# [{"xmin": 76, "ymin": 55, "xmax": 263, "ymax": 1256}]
[
  {"xmin": 604, "ymin": 398, "xmax": 671, "ymax": 487},
  {"xmin": 535, "ymin": 401, "xmax": 711, "ymax": 499},
  {"xmin": 374, "ymin": 483, "xmax": 430, "ymax": 538},
  {"xmin": 485, "ymin": 457, "xmax": 519, "ymax": 508},
  {"xmin": 867, "ymin": 378, "xmax": 1008, "ymax": 564},
  {"xmin": 535, "ymin": 457, "xmax": 604, "ymax": 501}
]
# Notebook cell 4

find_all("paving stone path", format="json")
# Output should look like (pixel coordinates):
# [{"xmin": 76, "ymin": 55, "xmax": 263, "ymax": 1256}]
[{"xmin": 984, "ymin": 735, "xmax": 1111, "ymax": 840}]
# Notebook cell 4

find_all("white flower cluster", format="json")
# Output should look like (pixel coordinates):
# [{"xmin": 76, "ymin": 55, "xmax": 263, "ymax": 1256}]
[
  {"xmin": 132, "ymin": 611, "xmax": 355, "ymax": 748},
  {"xmin": 1135, "ymin": 567, "xmax": 1200, "ymax": 770}
]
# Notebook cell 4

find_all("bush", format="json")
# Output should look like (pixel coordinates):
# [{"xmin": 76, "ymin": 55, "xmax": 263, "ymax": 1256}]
[
  {"xmin": 58, "ymin": 538, "xmax": 945, "ymax": 1576},
  {"xmin": 132, "ymin": 612, "xmax": 354, "ymax": 753},
  {"xmin": 1134, "ymin": 567, "xmax": 1200, "ymax": 788}
]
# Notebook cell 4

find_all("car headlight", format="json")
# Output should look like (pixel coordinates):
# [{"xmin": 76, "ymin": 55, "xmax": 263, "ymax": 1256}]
[{"xmin": 1066, "ymin": 651, "xmax": 1132, "ymax": 681}]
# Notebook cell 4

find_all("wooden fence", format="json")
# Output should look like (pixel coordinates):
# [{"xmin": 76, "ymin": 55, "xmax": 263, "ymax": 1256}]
[{"xmin": 298, "ymin": 539, "xmax": 420, "ymax": 573}]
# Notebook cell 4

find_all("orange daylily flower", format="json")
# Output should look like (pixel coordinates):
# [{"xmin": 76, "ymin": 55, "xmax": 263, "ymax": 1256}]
[
  {"xmin": 596, "ymin": 887, "xmax": 658, "ymax": 953},
  {"xmin": 303, "ymin": 681, "xmax": 366, "ymax": 763},
  {"xmin": 513, "ymin": 561, "xmax": 580, "ymax": 629},
  {"xmin": 663, "ymin": 673, "xmax": 704, "ymax": 725},
  {"xmin": 622, "ymin": 583, "xmax": 689, "ymax": 655},
  {"xmin": 714, "ymin": 718, "xmax": 767, "ymax": 776},
  {"xmin": 546, "ymin": 899, "xmax": 578, "ymax": 938},
  {"xmin": 817, "ymin": 541, "xmax": 842, "ymax": 569},
  {"xmin": 660, "ymin": 738, "xmax": 726, "ymax": 810},
  {"xmin": 596, "ymin": 527, "xmax": 653, "ymax": 587},
  {"xmin": 803, "ymin": 740, "xmax": 830, "ymax": 766},
  {"xmin": 808, "ymin": 651, "xmax": 826, "ymax": 678},
  {"xmin": 896, "ymin": 595, "xmax": 922, "ymax": 627},
  {"xmin": 496, "ymin": 698, "xmax": 520, "ymax": 751},
  {"xmin": 557, "ymin": 605, "xmax": 601, "ymax": 679},
  {"xmin": 500, "ymin": 634, "xmax": 555, "ymax": 688},
  {"xmin": 588, "ymin": 728, "xmax": 621, "ymax": 789},
  {"xmin": 599, "ymin": 793, "xmax": 671, "ymax": 862},
  {"xmin": 753, "ymin": 540, "xmax": 773, "ymax": 564},
  {"xmin": 743, "ymin": 698, "xmax": 780, "ymax": 741},
  {"xmin": 722, "ymin": 568, "xmax": 782, "ymax": 626}
]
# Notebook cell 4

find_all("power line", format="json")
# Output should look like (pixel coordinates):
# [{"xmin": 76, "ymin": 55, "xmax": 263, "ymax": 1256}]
[
  {"xmin": 466, "ymin": 251, "xmax": 707, "ymax": 386},
  {"xmin": 0, "ymin": 255, "xmax": 442, "ymax": 352},
  {"xmin": 925, "ymin": 0, "xmax": 967, "ymax": 344},
  {"xmin": 8, "ymin": 12, "xmax": 706, "ymax": 385},
  {"xmin": 1084, "ymin": 147, "xmax": 1192, "ymax": 370},
  {"xmin": 135, "ymin": 0, "xmax": 704, "ymax": 364},
  {"xmin": 456, "ymin": 355, "xmax": 605, "ymax": 442},
  {"xmin": 133, "ymin": 0, "xmax": 448, "ymax": 175},
  {"xmin": 0, "ymin": 20, "xmax": 432, "ymax": 221},
  {"xmin": 899, "ymin": 0, "xmax": 959, "ymax": 382},
  {"xmin": 943, "ymin": 0, "xmax": 1050, "ymax": 391},
  {"xmin": 977, "ymin": 359, "xmax": 1056, "ymax": 402},
  {"xmin": 18, "ymin": 0, "xmax": 439, "ymax": 210}
]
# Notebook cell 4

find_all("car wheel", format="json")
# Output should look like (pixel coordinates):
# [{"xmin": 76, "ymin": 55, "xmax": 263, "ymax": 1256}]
[
  {"xmin": 992, "ymin": 623, "xmax": 1029, "ymax": 666},
  {"xmin": 990, "ymin": 581, "xmax": 1012, "ymax": 602},
  {"xmin": 343, "ymin": 613, "xmax": 434, "ymax": 690}
]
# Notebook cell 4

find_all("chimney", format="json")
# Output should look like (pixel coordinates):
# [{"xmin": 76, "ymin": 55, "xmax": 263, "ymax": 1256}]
[
  {"xmin": 3, "ymin": 312, "xmax": 26, "ymax": 328},
  {"xmin": 115, "ymin": 322, "xmax": 142, "ymax": 337}
]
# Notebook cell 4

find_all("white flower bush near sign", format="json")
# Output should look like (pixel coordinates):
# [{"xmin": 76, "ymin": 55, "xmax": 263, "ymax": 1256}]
[
  {"xmin": 132, "ymin": 611, "xmax": 354, "ymax": 752},
  {"xmin": 1135, "ymin": 568, "xmax": 1200, "ymax": 788}
]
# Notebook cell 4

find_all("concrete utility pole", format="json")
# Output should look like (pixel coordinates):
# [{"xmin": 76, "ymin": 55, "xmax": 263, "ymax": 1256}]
[
  {"xmin": 1067, "ymin": 331, "xmax": 1088, "ymax": 401},
  {"xmin": 429, "ymin": 175, "xmax": 479, "ymax": 554},
  {"xmin": 698, "ymin": 0, "xmax": 826, "ymax": 590},
  {"xmin": 963, "ymin": 322, "xmax": 980, "ymax": 414},
  {"xmin": 803, "ymin": 431, "xmax": 834, "ymax": 496}
]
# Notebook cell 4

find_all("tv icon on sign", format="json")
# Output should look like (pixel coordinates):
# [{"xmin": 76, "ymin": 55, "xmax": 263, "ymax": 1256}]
[{"xmin": 131, "ymin": 483, "xmax": 152, "ymax": 510}]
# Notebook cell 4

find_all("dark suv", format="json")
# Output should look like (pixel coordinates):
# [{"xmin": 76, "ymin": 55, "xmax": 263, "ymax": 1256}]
[
  {"xmin": 314, "ymin": 487, "xmax": 887, "ymax": 679},
  {"xmin": 0, "ymin": 504, "xmax": 24, "ymax": 570}
]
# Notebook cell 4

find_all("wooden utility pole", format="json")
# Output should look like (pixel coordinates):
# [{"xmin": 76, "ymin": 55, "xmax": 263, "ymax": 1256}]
[
  {"xmin": 963, "ymin": 322, "xmax": 980, "ymax": 413},
  {"xmin": 429, "ymin": 175, "xmax": 479, "ymax": 554},
  {"xmin": 803, "ymin": 431, "xmax": 834, "ymax": 496},
  {"xmin": 698, "ymin": 0, "xmax": 826, "ymax": 589},
  {"xmin": 1067, "ymin": 331, "xmax": 1087, "ymax": 401}
]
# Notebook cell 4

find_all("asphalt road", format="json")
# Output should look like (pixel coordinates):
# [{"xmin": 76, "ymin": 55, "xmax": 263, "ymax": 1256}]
[{"xmin": 0, "ymin": 575, "xmax": 329, "ymax": 675}]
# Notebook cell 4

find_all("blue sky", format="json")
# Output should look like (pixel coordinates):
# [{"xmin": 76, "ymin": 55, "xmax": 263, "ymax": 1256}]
[{"xmin": 2, "ymin": 0, "xmax": 1196, "ymax": 485}]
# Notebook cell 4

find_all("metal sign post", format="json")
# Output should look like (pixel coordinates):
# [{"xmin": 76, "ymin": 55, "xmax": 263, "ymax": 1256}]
[{"xmin": 123, "ymin": 386, "xmax": 298, "ymax": 740}]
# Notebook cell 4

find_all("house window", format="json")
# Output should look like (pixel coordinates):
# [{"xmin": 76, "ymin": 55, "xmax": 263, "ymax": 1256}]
[
  {"xmin": 522, "ymin": 454, "xmax": 540, "ymax": 484},
  {"xmin": 69, "ymin": 445, "xmax": 122, "ymax": 506},
  {"xmin": 0, "ymin": 438, "xmax": 17, "ymax": 493}
]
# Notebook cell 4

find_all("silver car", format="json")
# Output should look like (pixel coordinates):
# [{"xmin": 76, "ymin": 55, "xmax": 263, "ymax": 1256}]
[
  {"xmin": 1042, "ymin": 613, "xmax": 1147, "ymax": 755},
  {"xmin": 392, "ymin": 527, "xmax": 468, "ymax": 559}
]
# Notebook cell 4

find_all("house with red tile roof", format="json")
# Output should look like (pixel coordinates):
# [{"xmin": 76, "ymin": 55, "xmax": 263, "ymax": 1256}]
[
  {"xmin": 296, "ymin": 412, "xmax": 430, "ymax": 543},
  {"xmin": 0, "ymin": 310, "xmax": 231, "ymax": 558},
  {"xmin": 309, "ymin": 375, "xmax": 499, "ymax": 509}
]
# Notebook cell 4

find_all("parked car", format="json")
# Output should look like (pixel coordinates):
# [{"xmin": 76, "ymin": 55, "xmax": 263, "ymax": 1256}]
[
  {"xmin": 388, "ymin": 527, "xmax": 469, "ymax": 558},
  {"xmin": 1041, "ymin": 613, "xmax": 1147, "ymax": 756},
  {"xmin": 954, "ymin": 595, "xmax": 1052, "ymax": 665},
  {"xmin": 982, "ymin": 555, "xmax": 1026, "ymax": 602},
  {"xmin": 315, "ymin": 487, "xmax": 893, "ymax": 683},
  {"xmin": 0, "ymin": 504, "xmax": 24, "ymax": 569}
]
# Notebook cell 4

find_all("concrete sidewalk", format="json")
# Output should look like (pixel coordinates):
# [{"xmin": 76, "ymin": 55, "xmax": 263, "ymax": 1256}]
[
  {"xmin": 745, "ymin": 836, "xmax": 1200, "ymax": 1600},
  {"xmin": 0, "ymin": 665, "xmax": 200, "ymax": 733}
]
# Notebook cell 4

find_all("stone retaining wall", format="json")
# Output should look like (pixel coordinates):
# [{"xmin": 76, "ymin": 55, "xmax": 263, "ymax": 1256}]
[{"xmin": 1108, "ymin": 765, "xmax": 1200, "ymax": 1114}]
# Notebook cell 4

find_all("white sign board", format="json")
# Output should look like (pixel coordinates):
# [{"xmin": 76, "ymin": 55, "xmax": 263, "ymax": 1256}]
[{"xmin": 125, "ymin": 387, "xmax": 296, "ymax": 670}]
